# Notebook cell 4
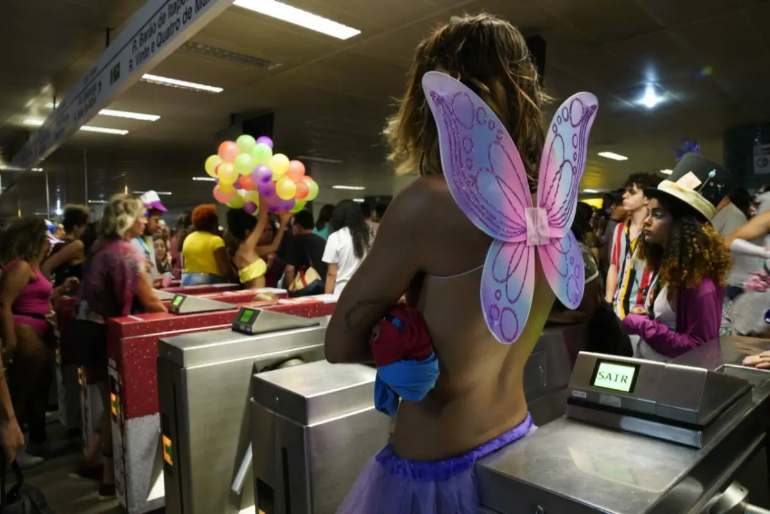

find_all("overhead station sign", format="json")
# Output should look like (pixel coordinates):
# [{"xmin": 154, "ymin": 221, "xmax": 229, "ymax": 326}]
[{"xmin": 11, "ymin": 0, "xmax": 234, "ymax": 170}]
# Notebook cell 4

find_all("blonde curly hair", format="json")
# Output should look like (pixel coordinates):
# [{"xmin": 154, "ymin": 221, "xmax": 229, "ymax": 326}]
[
  {"xmin": 638, "ymin": 197, "xmax": 731, "ymax": 295},
  {"xmin": 384, "ymin": 13, "xmax": 551, "ymax": 185},
  {"xmin": 100, "ymin": 194, "xmax": 145, "ymax": 239}
]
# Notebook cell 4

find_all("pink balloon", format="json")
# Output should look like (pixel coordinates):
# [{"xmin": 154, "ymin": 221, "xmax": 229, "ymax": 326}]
[
  {"xmin": 243, "ymin": 202, "xmax": 257, "ymax": 215},
  {"xmin": 252, "ymin": 165, "xmax": 272, "ymax": 184},
  {"xmin": 213, "ymin": 185, "xmax": 235, "ymax": 204},
  {"xmin": 286, "ymin": 160, "xmax": 306, "ymax": 182},
  {"xmin": 295, "ymin": 180, "xmax": 309, "ymax": 199},
  {"xmin": 218, "ymin": 141, "xmax": 239, "ymax": 163}
]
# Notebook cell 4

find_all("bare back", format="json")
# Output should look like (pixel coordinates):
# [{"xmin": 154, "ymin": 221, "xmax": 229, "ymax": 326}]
[{"xmin": 324, "ymin": 176, "xmax": 555, "ymax": 461}]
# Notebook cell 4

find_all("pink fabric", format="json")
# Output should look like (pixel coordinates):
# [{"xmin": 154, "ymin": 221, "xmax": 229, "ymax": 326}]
[
  {"xmin": 525, "ymin": 207, "xmax": 551, "ymax": 246},
  {"xmin": 77, "ymin": 238, "xmax": 142, "ymax": 322},
  {"xmin": 3, "ymin": 261, "xmax": 52, "ymax": 336},
  {"xmin": 623, "ymin": 277, "xmax": 724, "ymax": 358}
]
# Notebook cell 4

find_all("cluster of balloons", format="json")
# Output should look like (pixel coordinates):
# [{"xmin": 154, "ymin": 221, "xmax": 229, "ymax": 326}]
[{"xmin": 204, "ymin": 135, "xmax": 319, "ymax": 214}]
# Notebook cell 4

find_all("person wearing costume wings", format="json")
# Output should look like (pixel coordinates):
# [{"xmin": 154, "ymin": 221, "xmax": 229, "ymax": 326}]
[{"xmin": 325, "ymin": 14, "xmax": 598, "ymax": 513}]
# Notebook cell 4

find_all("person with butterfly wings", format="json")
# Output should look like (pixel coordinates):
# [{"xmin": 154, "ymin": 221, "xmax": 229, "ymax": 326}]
[{"xmin": 324, "ymin": 14, "xmax": 598, "ymax": 514}]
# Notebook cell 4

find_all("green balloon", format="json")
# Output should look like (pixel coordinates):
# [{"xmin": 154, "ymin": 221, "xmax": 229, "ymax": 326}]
[
  {"xmin": 234, "ymin": 153, "xmax": 254, "ymax": 176},
  {"xmin": 228, "ymin": 194, "xmax": 246, "ymax": 209},
  {"xmin": 305, "ymin": 178, "xmax": 319, "ymax": 201},
  {"xmin": 236, "ymin": 135, "xmax": 256, "ymax": 155},
  {"xmin": 290, "ymin": 200, "xmax": 307, "ymax": 214},
  {"xmin": 251, "ymin": 143, "xmax": 273, "ymax": 166}
]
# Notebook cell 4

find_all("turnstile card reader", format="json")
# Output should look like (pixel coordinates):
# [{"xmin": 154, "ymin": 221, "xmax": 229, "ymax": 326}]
[
  {"xmin": 232, "ymin": 306, "xmax": 319, "ymax": 335},
  {"xmin": 251, "ymin": 361, "xmax": 389, "ymax": 514},
  {"xmin": 158, "ymin": 313, "xmax": 327, "ymax": 514},
  {"xmin": 566, "ymin": 352, "xmax": 752, "ymax": 448},
  {"xmin": 167, "ymin": 294, "xmax": 234, "ymax": 315},
  {"xmin": 154, "ymin": 289, "xmax": 176, "ymax": 301}
]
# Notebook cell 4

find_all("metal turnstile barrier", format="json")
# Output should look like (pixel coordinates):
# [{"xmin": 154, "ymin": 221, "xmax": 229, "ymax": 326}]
[
  {"xmin": 158, "ymin": 310, "xmax": 324, "ymax": 514},
  {"xmin": 476, "ymin": 345, "xmax": 770, "ymax": 514},
  {"xmin": 250, "ymin": 360, "xmax": 390, "ymax": 514}
]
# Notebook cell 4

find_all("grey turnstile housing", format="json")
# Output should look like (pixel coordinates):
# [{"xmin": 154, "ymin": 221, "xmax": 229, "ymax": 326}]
[
  {"xmin": 251, "ymin": 361, "xmax": 390, "ymax": 514},
  {"xmin": 158, "ymin": 317, "xmax": 325, "ymax": 514}
]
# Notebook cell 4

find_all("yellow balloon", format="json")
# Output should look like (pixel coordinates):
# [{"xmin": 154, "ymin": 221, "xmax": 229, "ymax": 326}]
[
  {"xmin": 218, "ymin": 163, "xmax": 238, "ymax": 185},
  {"xmin": 276, "ymin": 177, "xmax": 297, "ymax": 200},
  {"xmin": 205, "ymin": 155, "xmax": 222, "ymax": 177},
  {"xmin": 269, "ymin": 153, "xmax": 290, "ymax": 179},
  {"xmin": 219, "ymin": 182, "xmax": 235, "ymax": 193},
  {"xmin": 244, "ymin": 191, "xmax": 260, "ymax": 204}
]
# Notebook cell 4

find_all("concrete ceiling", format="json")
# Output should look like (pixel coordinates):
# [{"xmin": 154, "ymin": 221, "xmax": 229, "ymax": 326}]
[{"xmin": 1, "ymin": 0, "xmax": 769, "ymax": 216}]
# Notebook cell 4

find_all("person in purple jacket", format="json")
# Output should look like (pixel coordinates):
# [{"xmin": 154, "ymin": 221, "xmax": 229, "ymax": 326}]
[{"xmin": 623, "ymin": 154, "xmax": 732, "ymax": 360}]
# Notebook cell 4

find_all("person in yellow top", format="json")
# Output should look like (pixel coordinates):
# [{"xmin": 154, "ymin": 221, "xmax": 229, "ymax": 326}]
[
  {"xmin": 181, "ymin": 205, "xmax": 234, "ymax": 286},
  {"xmin": 226, "ymin": 202, "xmax": 290, "ymax": 289}
]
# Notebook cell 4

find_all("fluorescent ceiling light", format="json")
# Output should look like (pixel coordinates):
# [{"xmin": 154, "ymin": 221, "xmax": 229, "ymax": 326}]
[
  {"xmin": 582, "ymin": 189, "xmax": 601, "ymax": 194},
  {"xmin": 234, "ymin": 0, "xmax": 361, "ymax": 40},
  {"xmin": 80, "ymin": 126, "xmax": 129, "ymax": 135},
  {"xmin": 133, "ymin": 191, "xmax": 172, "ymax": 195},
  {"xmin": 100, "ymin": 109, "xmax": 160, "ymax": 121},
  {"xmin": 87, "ymin": 199, "xmax": 108, "ymax": 204},
  {"xmin": 142, "ymin": 74, "xmax": 223, "ymax": 93},
  {"xmin": 661, "ymin": 169, "xmax": 673, "ymax": 175},
  {"xmin": 297, "ymin": 155, "xmax": 342, "ymax": 164},
  {"xmin": 353, "ymin": 198, "xmax": 365, "ymax": 203},
  {"xmin": 31, "ymin": 168, "xmax": 43, "ymax": 172},
  {"xmin": 638, "ymin": 84, "xmax": 664, "ymax": 109},
  {"xmin": 598, "ymin": 152, "xmax": 628, "ymax": 161},
  {"xmin": 193, "ymin": 176, "xmax": 217, "ymax": 182},
  {"xmin": 24, "ymin": 119, "xmax": 44, "ymax": 126},
  {"xmin": 333, "ymin": 185, "xmax": 365, "ymax": 191}
]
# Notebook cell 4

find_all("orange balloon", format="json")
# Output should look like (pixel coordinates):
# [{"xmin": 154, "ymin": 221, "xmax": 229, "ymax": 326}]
[
  {"xmin": 295, "ymin": 180, "xmax": 309, "ymax": 199},
  {"xmin": 286, "ymin": 160, "xmax": 306, "ymax": 181},
  {"xmin": 218, "ymin": 141, "xmax": 239, "ymax": 163},
  {"xmin": 239, "ymin": 174, "xmax": 256, "ymax": 191}
]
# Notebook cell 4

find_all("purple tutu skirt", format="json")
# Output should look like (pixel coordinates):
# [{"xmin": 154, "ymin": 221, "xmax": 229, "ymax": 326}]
[{"xmin": 337, "ymin": 413, "xmax": 534, "ymax": 514}]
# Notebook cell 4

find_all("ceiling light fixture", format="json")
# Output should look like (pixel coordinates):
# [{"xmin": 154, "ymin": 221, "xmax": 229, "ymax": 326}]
[
  {"xmin": 193, "ymin": 176, "xmax": 217, "ymax": 182},
  {"xmin": 353, "ymin": 198, "xmax": 365, "ymax": 203},
  {"xmin": 24, "ymin": 119, "xmax": 44, "ymax": 126},
  {"xmin": 582, "ymin": 189, "xmax": 601, "ymax": 194},
  {"xmin": 31, "ymin": 168, "xmax": 43, "ymax": 172},
  {"xmin": 332, "ymin": 185, "xmax": 365, "ymax": 191},
  {"xmin": 87, "ymin": 199, "xmax": 108, "ymax": 204},
  {"xmin": 80, "ymin": 126, "xmax": 129, "ymax": 135},
  {"xmin": 638, "ymin": 83, "xmax": 664, "ymax": 109},
  {"xmin": 598, "ymin": 152, "xmax": 628, "ymax": 161},
  {"xmin": 133, "ymin": 191, "xmax": 172, "ymax": 195},
  {"xmin": 297, "ymin": 155, "xmax": 343, "ymax": 164},
  {"xmin": 233, "ymin": 0, "xmax": 361, "ymax": 40},
  {"xmin": 661, "ymin": 169, "xmax": 673, "ymax": 175},
  {"xmin": 100, "ymin": 109, "xmax": 160, "ymax": 121},
  {"xmin": 142, "ymin": 74, "xmax": 223, "ymax": 93}
]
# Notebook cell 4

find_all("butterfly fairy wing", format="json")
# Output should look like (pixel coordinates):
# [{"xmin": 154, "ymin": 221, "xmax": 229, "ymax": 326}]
[
  {"xmin": 422, "ymin": 71, "xmax": 531, "ymax": 243},
  {"xmin": 538, "ymin": 232, "xmax": 585, "ymax": 309},
  {"xmin": 481, "ymin": 240, "xmax": 535, "ymax": 344},
  {"xmin": 537, "ymin": 93, "xmax": 599, "ymax": 238}
]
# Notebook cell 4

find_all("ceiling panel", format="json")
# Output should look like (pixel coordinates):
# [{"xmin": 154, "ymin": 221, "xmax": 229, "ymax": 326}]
[
  {"xmin": 634, "ymin": 0, "xmax": 744, "ymax": 27},
  {"xmin": 605, "ymin": 31, "xmax": 701, "ymax": 82},
  {"xmin": 535, "ymin": 0, "xmax": 661, "ymax": 43}
]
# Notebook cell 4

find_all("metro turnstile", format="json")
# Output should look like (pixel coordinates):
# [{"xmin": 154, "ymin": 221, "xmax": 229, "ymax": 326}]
[
  {"xmin": 250, "ymin": 360, "xmax": 390, "ymax": 514},
  {"xmin": 476, "ymin": 350, "xmax": 770, "ymax": 514},
  {"xmin": 158, "ymin": 312, "xmax": 325, "ymax": 514}
]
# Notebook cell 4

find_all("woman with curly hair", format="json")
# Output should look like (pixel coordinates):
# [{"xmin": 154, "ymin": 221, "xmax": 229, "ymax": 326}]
[
  {"xmin": 623, "ymin": 172, "xmax": 731, "ymax": 360},
  {"xmin": 0, "ymin": 218, "xmax": 79, "ymax": 467},
  {"xmin": 322, "ymin": 200, "xmax": 373, "ymax": 296},
  {"xmin": 181, "ymin": 205, "xmax": 234, "ymax": 286}
]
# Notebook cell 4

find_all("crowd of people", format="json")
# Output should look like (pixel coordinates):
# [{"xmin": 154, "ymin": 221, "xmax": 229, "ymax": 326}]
[{"xmin": 0, "ymin": 190, "xmax": 382, "ymax": 498}]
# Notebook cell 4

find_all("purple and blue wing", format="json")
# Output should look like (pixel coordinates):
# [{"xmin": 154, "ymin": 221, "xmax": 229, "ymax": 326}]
[
  {"xmin": 538, "ymin": 232, "xmax": 584, "ymax": 310},
  {"xmin": 422, "ymin": 71, "xmax": 531, "ymax": 243},
  {"xmin": 481, "ymin": 240, "xmax": 535, "ymax": 344},
  {"xmin": 537, "ymin": 93, "xmax": 599, "ymax": 238}
]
